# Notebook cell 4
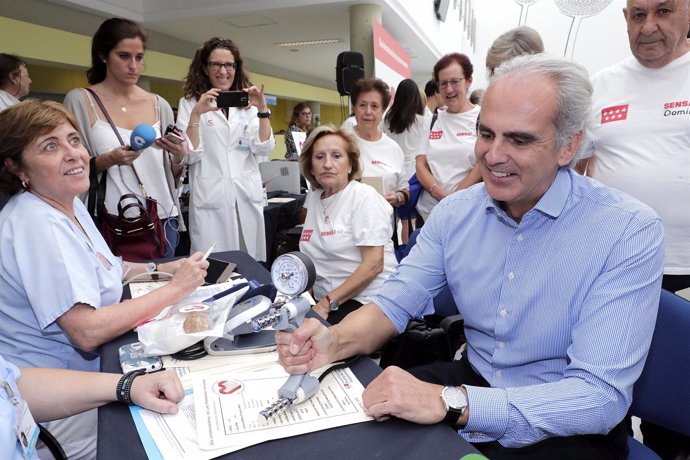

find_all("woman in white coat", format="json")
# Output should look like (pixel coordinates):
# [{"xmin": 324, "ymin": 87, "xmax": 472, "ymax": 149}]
[{"xmin": 178, "ymin": 37, "xmax": 275, "ymax": 261}]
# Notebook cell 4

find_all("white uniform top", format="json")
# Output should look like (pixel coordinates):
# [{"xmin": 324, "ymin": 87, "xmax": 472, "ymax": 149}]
[
  {"xmin": 299, "ymin": 181, "xmax": 397, "ymax": 303},
  {"xmin": 415, "ymin": 106, "xmax": 480, "ymax": 218},
  {"xmin": 83, "ymin": 91, "xmax": 177, "ymax": 221},
  {"xmin": 177, "ymin": 97, "xmax": 275, "ymax": 260},
  {"xmin": 357, "ymin": 133, "xmax": 407, "ymax": 195},
  {"xmin": 384, "ymin": 113, "xmax": 428, "ymax": 180},
  {"xmin": 0, "ymin": 356, "xmax": 39, "ymax": 460},
  {"xmin": 0, "ymin": 193, "xmax": 123, "ymax": 371},
  {"xmin": 580, "ymin": 53, "xmax": 690, "ymax": 274},
  {"xmin": 0, "ymin": 89, "xmax": 19, "ymax": 112}
]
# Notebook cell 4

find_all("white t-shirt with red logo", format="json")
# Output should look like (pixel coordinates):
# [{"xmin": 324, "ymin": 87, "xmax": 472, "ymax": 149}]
[
  {"xmin": 415, "ymin": 106, "xmax": 480, "ymax": 219},
  {"xmin": 299, "ymin": 181, "xmax": 397, "ymax": 303},
  {"xmin": 357, "ymin": 133, "xmax": 407, "ymax": 196},
  {"xmin": 580, "ymin": 53, "xmax": 690, "ymax": 274}
]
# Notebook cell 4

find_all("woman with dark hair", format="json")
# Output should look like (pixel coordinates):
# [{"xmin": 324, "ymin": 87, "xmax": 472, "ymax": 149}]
[
  {"xmin": 0, "ymin": 100, "xmax": 207, "ymax": 460},
  {"xmin": 298, "ymin": 125, "xmax": 397, "ymax": 323},
  {"xmin": 64, "ymin": 18, "xmax": 186, "ymax": 258},
  {"xmin": 350, "ymin": 77, "xmax": 408, "ymax": 212},
  {"xmin": 415, "ymin": 53, "xmax": 482, "ymax": 221},
  {"xmin": 285, "ymin": 101, "xmax": 312, "ymax": 159},
  {"xmin": 177, "ymin": 37, "xmax": 275, "ymax": 260},
  {"xmin": 0, "ymin": 53, "xmax": 31, "ymax": 111},
  {"xmin": 384, "ymin": 79, "xmax": 427, "ymax": 242}
]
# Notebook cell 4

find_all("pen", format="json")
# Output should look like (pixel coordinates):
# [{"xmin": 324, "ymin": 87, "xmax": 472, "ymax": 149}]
[{"xmin": 202, "ymin": 242, "xmax": 216, "ymax": 261}]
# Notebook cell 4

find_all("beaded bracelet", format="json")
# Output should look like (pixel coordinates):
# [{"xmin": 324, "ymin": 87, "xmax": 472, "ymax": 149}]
[{"xmin": 116, "ymin": 370, "xmax": 146, "ymax": 406}]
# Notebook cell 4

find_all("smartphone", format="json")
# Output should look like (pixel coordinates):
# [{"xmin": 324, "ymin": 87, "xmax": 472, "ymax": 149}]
[
  {"xmin": 217, "ymin": 90, "xmax": 249, "ymax": 108},
  {"xmin": 119, "ymin": 342, "xmax": 163, "ymax": 373},
  {"xmin": 205, "ymin": 258, "xmax": 236, "ymax": 284},
  {"xmin": 158, "ymin": 124, "xmax": 185, "ymax": 144}
]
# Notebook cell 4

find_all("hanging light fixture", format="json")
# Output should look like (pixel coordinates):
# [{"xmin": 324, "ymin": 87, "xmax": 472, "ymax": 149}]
[{"xmin": 555, "ymin": 0, "xmax": 614, "ymax": 57}]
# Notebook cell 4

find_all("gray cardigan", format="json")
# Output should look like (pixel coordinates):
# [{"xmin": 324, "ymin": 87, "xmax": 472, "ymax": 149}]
[{"xmin": 64, "ymin": 88, "xmax": 186, "ymax": 231}]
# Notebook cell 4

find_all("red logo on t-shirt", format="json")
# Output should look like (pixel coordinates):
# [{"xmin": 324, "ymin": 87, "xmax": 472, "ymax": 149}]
[
  {"xmin": 601, "ymin": 104, "xmax": 629, "ymax": 124},
  {"xmin": 300, "ymin": 229, "xmax": 313, "ymax": 242},
  {"xmin": 429, "ymin": 131, "xmax": 443, "ymax": 140},
  {"xmin": 371, "ymin": 160, "xmax": 391, "ymax": 168}
]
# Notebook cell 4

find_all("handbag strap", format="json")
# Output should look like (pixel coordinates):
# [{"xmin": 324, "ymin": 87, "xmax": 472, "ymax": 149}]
[{"xmin": 84, "ymin": 88, "xmax": 147, "ymax": 194}]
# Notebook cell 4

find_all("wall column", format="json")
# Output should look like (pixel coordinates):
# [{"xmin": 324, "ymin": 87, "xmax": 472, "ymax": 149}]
[{"xmin": 349, "ymin": 4, "xmax": 382, "ymax": 78}]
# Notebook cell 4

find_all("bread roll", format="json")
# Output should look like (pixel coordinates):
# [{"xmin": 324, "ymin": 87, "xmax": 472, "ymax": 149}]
[{"xmin": 183, "ymin": 312, "xmax": 210, "ymax": 333}]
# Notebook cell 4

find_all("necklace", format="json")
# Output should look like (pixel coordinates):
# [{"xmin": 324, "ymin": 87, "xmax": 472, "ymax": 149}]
[
  {"xmin": 120, "ymin": 105, "xmax": 127, "ymax": 113},
  {"xmin": 320, "ymin": 191, "xmax": 341, "ymax": 223}
]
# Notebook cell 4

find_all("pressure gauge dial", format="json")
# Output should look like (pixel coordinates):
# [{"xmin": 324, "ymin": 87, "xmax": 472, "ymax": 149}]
[{"xmin": 270, "ymin": 252, "xmax": 316, "ymax": 296}]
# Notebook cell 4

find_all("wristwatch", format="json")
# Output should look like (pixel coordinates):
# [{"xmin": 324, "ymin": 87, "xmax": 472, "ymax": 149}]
[
  {"xmin": 441, "ymin": 386, "xmax": 467, "ymax": 426},
  {"xmin": 257, "ymin": 109, "xmax": 271, "ymax": 118},
  {"xmin": 325, "ymin": 294, "xmax": 339, "ymax": 311},
  {"xmin": 146, "ymin": 262, "xmax": 159, "ymax": 281}
]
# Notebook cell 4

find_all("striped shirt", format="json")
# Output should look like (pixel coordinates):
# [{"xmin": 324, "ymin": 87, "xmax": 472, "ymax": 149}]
[{"xmin": 375, "ymin": 168, "xmax": 664, "ymax": 447}]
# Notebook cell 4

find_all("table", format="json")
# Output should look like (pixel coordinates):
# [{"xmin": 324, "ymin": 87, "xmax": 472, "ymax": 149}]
[{"xmin": 98, "ymin": 251, "xmax": 480, "ymax": 460}]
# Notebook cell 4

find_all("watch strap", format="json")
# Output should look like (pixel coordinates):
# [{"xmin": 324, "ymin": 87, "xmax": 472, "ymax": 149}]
[{"xmin": 442, "ymin": 407, "xmax": 463, "ymax": 426}]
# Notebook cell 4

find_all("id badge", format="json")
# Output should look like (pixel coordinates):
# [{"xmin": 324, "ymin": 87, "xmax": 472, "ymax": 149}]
[
  {"xmin": 15, "ymin": 399, "xmax": 39, "ymax": 460},
  {"xmin": 237, "ymin": 123, "xmax": 251, "ymax": 150}
]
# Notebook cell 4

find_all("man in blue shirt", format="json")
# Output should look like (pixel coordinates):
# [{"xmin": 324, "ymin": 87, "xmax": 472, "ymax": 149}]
[{"xmin": 277, "ymin": 54, "xmax": 664, "ymax": 459}]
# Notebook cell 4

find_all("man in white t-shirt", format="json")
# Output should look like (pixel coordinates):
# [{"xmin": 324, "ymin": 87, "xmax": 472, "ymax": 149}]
[
  {"xmin": 578, "ymin": 1, "xmax": 690, "ymax": 456},
  {"xmin": 579, "ymin": 0, "xmax": 690, "ymax": 293}
]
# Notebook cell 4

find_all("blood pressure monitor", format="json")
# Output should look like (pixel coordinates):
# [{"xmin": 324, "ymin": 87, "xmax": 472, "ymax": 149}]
[{"xmin": 270, "ymin": 252, "xmax": 316, "ymax": 296}]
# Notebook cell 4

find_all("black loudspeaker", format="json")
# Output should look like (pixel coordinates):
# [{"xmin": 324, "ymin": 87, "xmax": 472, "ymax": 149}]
[{"xmin": 336, "ymin": 51, "xmax": 364, "ymax": 96}]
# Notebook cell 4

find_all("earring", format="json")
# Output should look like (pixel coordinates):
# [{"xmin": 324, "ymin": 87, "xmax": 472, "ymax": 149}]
[{"xmin": 21, "ymin": 179, "xmax": 29, "ymax": 189}]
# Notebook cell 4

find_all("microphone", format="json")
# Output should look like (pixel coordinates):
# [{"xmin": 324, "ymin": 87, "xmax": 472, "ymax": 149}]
[{"xmin": 129, "ymin": 124, "xmax": 157, "ymax": 151}]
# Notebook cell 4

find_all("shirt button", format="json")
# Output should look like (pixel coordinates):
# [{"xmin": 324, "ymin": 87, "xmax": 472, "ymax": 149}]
[
  {"xmin": 498, "ymin": 341, "xmax": 505, "ymax": 349},
  {"xmin": 516, "ymin": 234, "xmax": 524, "ymax": 241},
  {"xmin": 508, "ymin": 272, "xmax": 515, "ymax": 280},
  {"xmin": 500, "ymin": 309, "xmax": 507, "ymax": 317},
  {"xmin": 495, "ymin": 370, "xmax": 502, "ymax": 377}
]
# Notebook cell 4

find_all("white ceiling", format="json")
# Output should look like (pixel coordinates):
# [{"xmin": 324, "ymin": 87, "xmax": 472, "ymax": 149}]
[{"xmin": 21, "ymin": 0, "xmax": 445, "ymax": 90}]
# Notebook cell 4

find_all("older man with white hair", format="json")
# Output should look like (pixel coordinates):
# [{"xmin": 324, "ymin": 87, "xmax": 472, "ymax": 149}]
[{"xmin": 578, "ymin": 0, "xmax": 690, "ymax": 456}]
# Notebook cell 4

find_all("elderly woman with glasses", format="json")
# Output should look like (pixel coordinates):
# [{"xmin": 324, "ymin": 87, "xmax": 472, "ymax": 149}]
[
  {"xmin": 415, "ymin": 53, "xmax": 482, "ymax": 221},
  {"xmin": 285, "ymin": 102, "xmax": 312, "ymax": 160},
  {"xmin": 178, "ymin": 37, "xmax": 275, "ymax": 261}
]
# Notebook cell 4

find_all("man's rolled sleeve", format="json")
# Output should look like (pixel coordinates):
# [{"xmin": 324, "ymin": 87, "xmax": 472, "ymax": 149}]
[
  {"xmin": 461, "ymin": 385, "xmax": 509, "ymax": 443},
  {"xmin": 374, "ymin": 274, "xmax": 435, "ymax": 333}
]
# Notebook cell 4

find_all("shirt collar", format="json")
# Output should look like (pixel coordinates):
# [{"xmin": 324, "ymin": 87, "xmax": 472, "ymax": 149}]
[
  {"xmin": 0, "ymin": 89, "xmax": 20, "ymax": 106},
  {"xmin": 485, "ymin": 167, "xmax": 572, "ymax": 221}
]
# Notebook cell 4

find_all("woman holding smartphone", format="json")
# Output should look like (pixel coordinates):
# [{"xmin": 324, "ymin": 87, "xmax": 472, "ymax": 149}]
[
  {"xmin": 64, "ymin": 18, "xmax": 186, "ymax": 258},
  {"xmin": 177, "ymin": 37, "xmax": 275, "ymax": 261}
]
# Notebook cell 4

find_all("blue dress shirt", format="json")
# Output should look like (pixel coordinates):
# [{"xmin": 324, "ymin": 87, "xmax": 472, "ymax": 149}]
[{"xmin": 375, "ymin": 168, "xmax": 664, "ymax": 447}]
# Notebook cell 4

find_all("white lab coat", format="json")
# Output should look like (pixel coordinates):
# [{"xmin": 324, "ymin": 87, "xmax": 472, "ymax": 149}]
[{"xmin": 177, "ymin": 98, "xmax": 275, "ymax": 261}]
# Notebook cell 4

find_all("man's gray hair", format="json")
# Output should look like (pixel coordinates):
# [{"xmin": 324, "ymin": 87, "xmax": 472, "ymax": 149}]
[{"xmin": 491, "ymin": 54, "xmax": 592, "ymax": 152}]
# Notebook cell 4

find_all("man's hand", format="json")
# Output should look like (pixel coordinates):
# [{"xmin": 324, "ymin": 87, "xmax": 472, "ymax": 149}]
[
  {"xmin": 130, "ymin": 370, "xmax": 184, "ymax": 414},
  {"xmin": 275, "ymin": 317, "xmax": 333, "ymax": 374},
  {"xmin": 362, "ymin": 366, "xmax": 447, "ymax": 424}
]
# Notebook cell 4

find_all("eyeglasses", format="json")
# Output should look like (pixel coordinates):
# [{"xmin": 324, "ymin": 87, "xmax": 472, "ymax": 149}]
[
  {"xmin": 301, "ymin": 112, "xmax": 312, "ymax": 116},
  {"xmin": 439, "ymin": 78, "xmax": 465, "ymax": 89},
  {"xmin": 208, "ymin": 61, "xmax": 236, "ymax": 71}
]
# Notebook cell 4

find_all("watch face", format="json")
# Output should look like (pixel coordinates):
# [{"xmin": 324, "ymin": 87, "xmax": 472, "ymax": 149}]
[
  {"xmin": 442, "ymin": 386, "xmax": 467, "ymax": 410},
  {"xmin": 328, "ymin": 299, "xmax": 339, "ymax": 311}
]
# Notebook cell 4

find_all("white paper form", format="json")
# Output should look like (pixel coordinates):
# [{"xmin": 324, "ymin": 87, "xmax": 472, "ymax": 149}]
[
  {"xmin": 194, "ymin": 367, "xmax": 372, "ymax": 451},
  {"xmin": 133, "ymin": 391, "xmax": 250, "ymax": 460},
  {"xmin": 163, "ymin": 353, "xmax": 284, "ymax": 390},
  {"xmin": 129, "ymin": 278, "xmax": 246, "ymax": 300}
]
